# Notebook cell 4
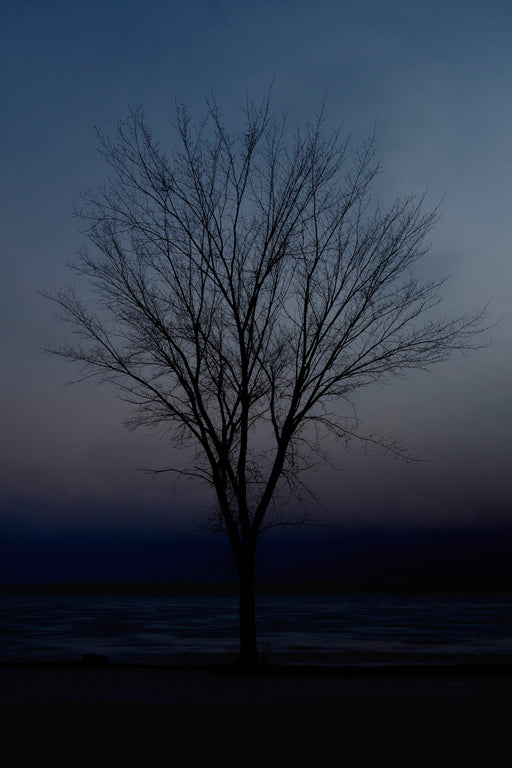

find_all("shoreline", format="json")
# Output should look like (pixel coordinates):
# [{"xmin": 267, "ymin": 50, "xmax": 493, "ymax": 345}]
[
  {"xmin": 3, "ymin": 649, "xmax": 512, "ymax": 668},
  {"xmin": 4, "ymin": 655, "xmax": 511, "ymax": 757},
  {"xmin": 3, "ymin": 653, "xmax": 512, "ymax": 700}
]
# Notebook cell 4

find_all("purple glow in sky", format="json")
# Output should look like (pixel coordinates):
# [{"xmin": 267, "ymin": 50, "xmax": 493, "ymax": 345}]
[{"xmin": 1, "ymin": 1, "xmax": 511, "ymax": 583}]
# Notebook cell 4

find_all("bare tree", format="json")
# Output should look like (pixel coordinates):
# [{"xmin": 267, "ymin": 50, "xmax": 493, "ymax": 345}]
[{"xmin": 48, "ymin": 95, "xmax": 483, "ymax": 666}]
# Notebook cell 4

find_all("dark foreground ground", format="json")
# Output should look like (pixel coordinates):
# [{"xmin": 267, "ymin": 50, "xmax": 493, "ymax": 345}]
[{"xmin": 2, "ymin": 661, "xmax": 511, "ymax": 763}]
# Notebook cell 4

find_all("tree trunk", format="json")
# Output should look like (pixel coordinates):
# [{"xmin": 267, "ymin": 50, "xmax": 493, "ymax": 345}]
[{"xmin": 238, "ymin": 554, "xmax": 259, "ymax": 668}]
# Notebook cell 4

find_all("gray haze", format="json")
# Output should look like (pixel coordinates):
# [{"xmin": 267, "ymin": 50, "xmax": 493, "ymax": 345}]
[{"xmin": 1, "ymin": 1, "xmax": 511, "ymax": 572}]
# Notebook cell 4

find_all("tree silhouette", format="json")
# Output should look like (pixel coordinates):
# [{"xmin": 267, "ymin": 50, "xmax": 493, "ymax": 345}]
[{"xmin": 48, "ymin": 95, "xmax": 483, "ymax": 666}]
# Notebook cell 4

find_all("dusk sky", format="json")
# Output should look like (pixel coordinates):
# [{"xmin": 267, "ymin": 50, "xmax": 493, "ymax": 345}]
[{"xmin": 1, "ymin": 0, "xmax": 511, "ymax": 585}]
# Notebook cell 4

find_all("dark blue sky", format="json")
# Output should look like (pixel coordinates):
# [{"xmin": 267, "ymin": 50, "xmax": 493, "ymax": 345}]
[{"xmin": 1, "ymin": 0, "xmax": 511, "ymax": 584}]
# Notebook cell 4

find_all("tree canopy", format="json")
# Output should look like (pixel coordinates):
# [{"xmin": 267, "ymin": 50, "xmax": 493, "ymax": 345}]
[{"xmin": 48, "ymin": 96, "xmax": 484, "ymax": 664}]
